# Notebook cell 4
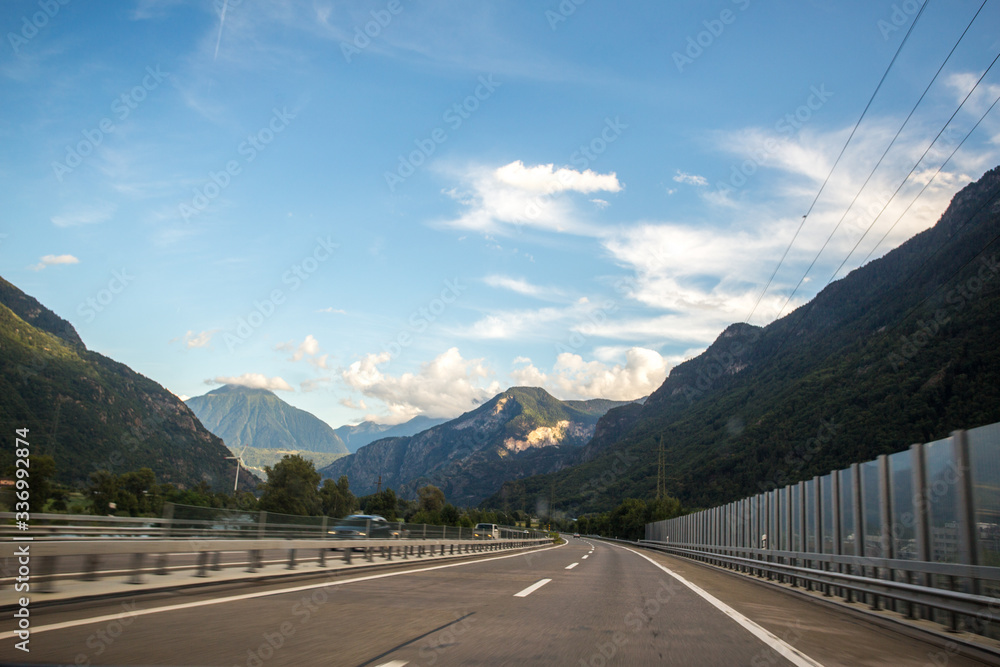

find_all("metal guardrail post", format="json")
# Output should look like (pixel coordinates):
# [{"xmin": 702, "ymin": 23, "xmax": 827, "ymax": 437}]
[
  {"xmin": 83, "ymin": 554, "xmax": 99, "ymax": 581},
  {"xmin": 195, "ymin": 551, "xmax": 208, "ymax": 577},
  {"xmin": 258, "ymin": 511, "xmax": 267, "ymax": 540},
  {"xmin": 155, "ymin": 554, "xmax": 168, "ymax": 576},
  {"xmin": 343, "ymin": 547, "xmax": 352, "ymax": 564},
  {"xmin": 318, "ymin": 548, "xmax": 326, "ymax": 567},
  {"xmin": 37, "ymin": 555, "xmax": 56, "ymax": 593}
]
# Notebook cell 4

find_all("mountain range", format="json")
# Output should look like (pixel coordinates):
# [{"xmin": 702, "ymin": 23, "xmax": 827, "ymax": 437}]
[
  {"xmin": 334, "ymin": 415, "xmax": 449, "ymax": 453},
  {"xmin": 6, "ymin": 164, "xmax": 998, "ymax": 517},
  {"xmin": 487, "ymin": 164, "xmax": 1000, "ymax": 515},
  {"xmin": 0, "ymin": 277, "xmax": 249, "ymax": 492},
  {"xmin": 319, "ymin": 387, "xmax": 635, "ymax": 505}
]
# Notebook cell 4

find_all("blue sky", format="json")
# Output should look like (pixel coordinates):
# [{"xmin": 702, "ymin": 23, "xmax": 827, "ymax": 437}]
[{"xmin": 3, "ymin": 0, "xmax": 999, "ymax": 428}]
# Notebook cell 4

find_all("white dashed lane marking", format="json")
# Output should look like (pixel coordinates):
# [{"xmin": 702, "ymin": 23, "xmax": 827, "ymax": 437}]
[{"xmin": 514, "ymin": 578, "xmax": 552, "ymax": 597}]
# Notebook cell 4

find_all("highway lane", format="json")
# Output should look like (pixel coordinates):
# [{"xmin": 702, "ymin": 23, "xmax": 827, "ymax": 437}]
[
  {"xmin": 2, "ymin": 538, "xmax": 991, "ymax": 666},
  {"xmin": 3, "ymin": 538, "xmax": 802, "ymax": 665}
]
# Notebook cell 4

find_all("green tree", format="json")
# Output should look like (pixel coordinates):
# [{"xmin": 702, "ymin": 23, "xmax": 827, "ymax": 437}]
[
  {"xmin": 320, "ymin": 475, "xmax": 355, "ymax": 518},
  {"xmin": 88, "ymin": 470, "xmax": 118, "ymax": 515},
  {"xmin": 258, "ymin": 455, "xmax": 321, "ymax": 516},
  {"xmin": 417, "ymin": 484, "xmax": 446, "ymax": 513},
  {"xmin": 361, "ymin": 488, "xmax": 399, "ymax": 520},
  {"xmin": 118, "ymin": 467, "xmax": 157, "ymax": 516},
  {"xmin": 28, "ymin": 455, "xmax": 55, "ymax": 515},
  {"xmin": 440, "ymin": 503, "xmax": 460, "ymax": 526}
]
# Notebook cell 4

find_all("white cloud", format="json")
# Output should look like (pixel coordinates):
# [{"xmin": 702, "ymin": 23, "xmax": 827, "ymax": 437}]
[
  {"xmin": 51, "ymin": 202, "xmax": 116, "ymax": 228},
  {"xmin": 451, "ymin": 298, "xmax": 598, "ymax": 340},
  {"xmin": 341, "ymin": 347, "xmax": 501, "ymax": 423},
  {"xmin": 205, "ymin": 373, "xmax": 293, "ymax": 391},
  {"xmin": 339, "ymin": 397, "xmax": 368, "ymax": 411},
  {"xmin": 483, "ymin": 275, "xmax": 562, "ymax": 300},
  {"xmin": 590, "ymin": 198, "xmax": 610, "ymax": 208},
  {"xmin": 29, "ymin": 254, "xmax": 79, "ymax": 271},
  {"xmin": 511, "ymin": 347, "xmax": 668, "ymax": 401},
  {"xmin": 673, "ymin": 170, "xmax": 708, "ymax": 187},
  {"xmin": 437, "ymin": 160, "xmax": 621, "ymax": 235},
  {"xmin": 494, "ymin": 160, "xmax": 622, "ymax": 195},
  {"xmin": 180, "ymin": 329, "xmax": 219, "ymax": 349},
  {"xmin": 317, "ymin": 307, "xmax": 347, "ymax": 314},
  {"xmin": 276, "ymin": 334, "xmax": 323, "ymax": 362}
]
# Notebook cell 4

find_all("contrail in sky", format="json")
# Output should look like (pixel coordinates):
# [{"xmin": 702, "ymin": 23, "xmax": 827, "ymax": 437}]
[{"xmin": 213, "ymin": 0, "xmax": 229, "ymax": 60}]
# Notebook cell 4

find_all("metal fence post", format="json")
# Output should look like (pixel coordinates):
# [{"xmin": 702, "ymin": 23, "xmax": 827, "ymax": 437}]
[
  {"xmin": 814, "ymin": 476, "xmax": 824, "ymax": 594},
  {"xmin": 784, "ymin": 486, "xmax": 793, "ymax": 553},
  {"xmin": 952, "ymin": 429, "xmax": 979, "ymax": 598},
  {"xmin": 878, "ymin": 454, "xmax": 894, "ymax": 560},
  {"xmin": 162, "ymin": 501, "xmax": 175, "ymax": 538},
  {"xmin": 877, "ymin": 454, "xmax": 894, "ymax": 611},
  {"xmin": 911, "ymin": 442, "xmax": 931, "ymax": 621},
  {"xmin": 832, "ymin": 470, "xmax": 842, "ymax": 598}
]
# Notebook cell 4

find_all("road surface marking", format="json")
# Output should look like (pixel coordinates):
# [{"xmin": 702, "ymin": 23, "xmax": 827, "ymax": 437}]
[
  {"xmin": 615, "ymin": 544, "xmax": 825, "ymax": 667},
  {"xmin": 374, "ymin": 662, "xmax": 408, "ymax": 667},
  {"xmin": 0, "ymin": 542, "xmax": 566, "ymax": 639},
  {"xmin": 582, "ymin": 555, "xmax": 589, "ymax": 559},
  {"xmin": 514, "ymin": 578, "xmax": 552, "ymax": 597},
  {"xmin": 565, "ymin": 562, "xmax": 578, "ymax": 569}
]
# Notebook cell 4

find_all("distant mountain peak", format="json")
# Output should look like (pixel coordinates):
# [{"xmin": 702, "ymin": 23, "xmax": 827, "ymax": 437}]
[
  {"xmin": 320, "ymin": 386, "xmax": 634, "ymax": 505},
  {"xmin": 186, "ymin": 385, "xmax": 347, "ymax": 455}
]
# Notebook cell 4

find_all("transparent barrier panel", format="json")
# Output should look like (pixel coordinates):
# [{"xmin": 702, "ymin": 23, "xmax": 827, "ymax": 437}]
[
  {"xmin": 821, "ymin": 473, "xmax": 834, "ymax": 554},
  {"xmin": 805, "ymin": 479, "xmax": 816, "ymax": 553},
  {"xmin": 969, "ymin": 423, "xmax": 1000, "ymax": 569},
  {"xmin": 889, "ymin": 449, "xmax": 916, "ymax": 559},
  {"xmin": 839, "ymin": 467, "xmax": 855, "ymax": 555},
  {"xmin": 924, "ymin": 437, "xmax": 959, "ymax": 562},
  {"xmin": 791, "ymin": 484, "xmax": 801, "ymax": 551},
  {"xmin": 861, "ymin": 460, "xmax": 883, "ymax": 557}
]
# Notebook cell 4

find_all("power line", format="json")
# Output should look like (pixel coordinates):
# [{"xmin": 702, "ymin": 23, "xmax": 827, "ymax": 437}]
[
  {"xmin": 781, "ymin": 1, "xmax": 988, "ymax": 303},
  {"xmin": 744, "ymin": 0, "xmax": 929, "ymax": 324},
  {"xmin": 775, "ymin": 47, "xmax": 1000, "ymax": 321},
  {"xmin": 855, "ymin": 90, "xmax": 1000, "ymax": 271}
]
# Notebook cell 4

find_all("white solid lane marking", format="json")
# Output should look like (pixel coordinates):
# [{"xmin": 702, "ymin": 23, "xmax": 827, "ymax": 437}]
[
  {"xmin": 514, "ymin": 578, "xmax": 552, "ymax": 597},
  {"xmin": 565, "ymin": 562, "xmax": 578, "ymax": 570},
  {"xmin": 614, "ymin": 545, "xmax": 825, "ymax": 667},
  {"xmin": 374, "ymin": 662, "xmax": 408, "ymax": 667},
  {"xmin": 1, "ymin": 541, "xmax": 568, "ymax": 639}
]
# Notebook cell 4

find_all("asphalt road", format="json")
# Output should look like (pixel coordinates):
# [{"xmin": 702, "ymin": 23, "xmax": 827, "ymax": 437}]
[{"xmin": 1, "ymin": 538, "xmax": 992, "ymax": 666}]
